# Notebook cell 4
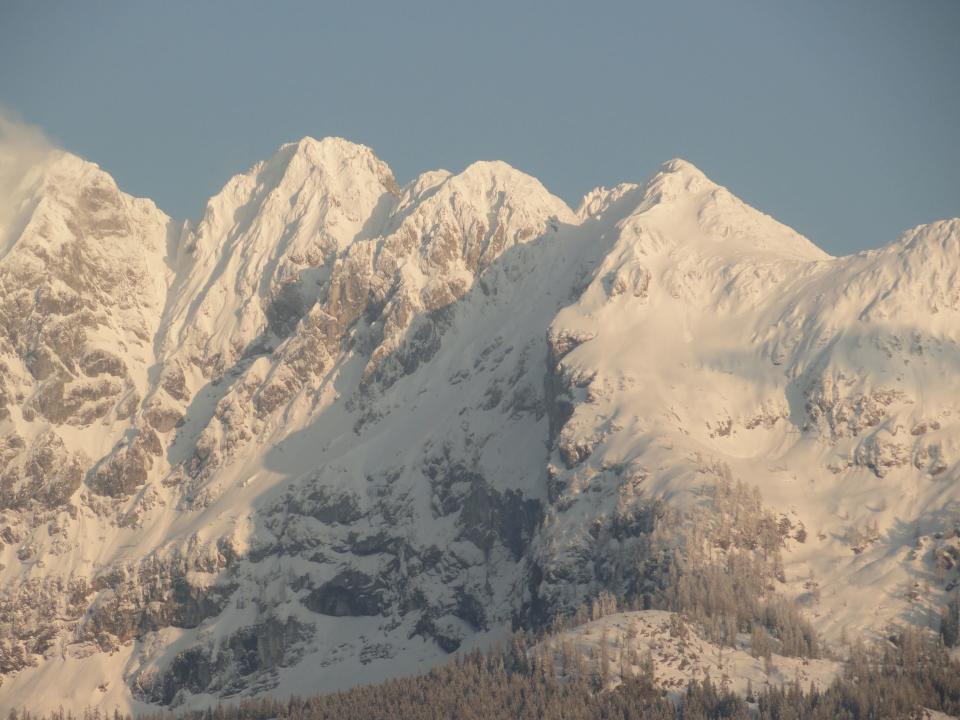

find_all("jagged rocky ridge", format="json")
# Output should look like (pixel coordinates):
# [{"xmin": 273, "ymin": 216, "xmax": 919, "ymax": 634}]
[{"xmin": 0, "ymin": 138, "xmax": 958, "ymax": 712}]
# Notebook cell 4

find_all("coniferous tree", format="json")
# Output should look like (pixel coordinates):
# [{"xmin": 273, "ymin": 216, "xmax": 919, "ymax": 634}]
[{"xmin": 941, "ymin": 593, "xmax": 960, "ymax": 647}]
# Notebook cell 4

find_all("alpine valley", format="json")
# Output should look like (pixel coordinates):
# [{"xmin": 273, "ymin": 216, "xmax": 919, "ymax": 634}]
[{"xmin": 1, "ymin": 136, "xmax": 958, "ymax": 713}]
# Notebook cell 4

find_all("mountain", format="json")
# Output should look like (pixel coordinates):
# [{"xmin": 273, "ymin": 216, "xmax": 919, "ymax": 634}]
[{"xmin": 0, "ymin": 139, "xmax": 957, "ymax": 713}]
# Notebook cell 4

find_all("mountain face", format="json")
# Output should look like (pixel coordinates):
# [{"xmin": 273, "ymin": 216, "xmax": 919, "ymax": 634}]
[{"xmin": 0, "ymin": 138, "xmax": 957, "ymax": 712}]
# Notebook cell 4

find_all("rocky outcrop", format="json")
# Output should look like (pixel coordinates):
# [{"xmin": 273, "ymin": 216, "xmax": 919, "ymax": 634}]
[
  {"xmin": 0, "ymin": 430, "xmax": 84, "ymax": 510},
  {"xmin": 135, "ymin": 616, "xmax": 313, "ymax": 706},
  {"xmin": 303, "ymin": 569, "xmax": 384, "ymax": 617},
  {"xmin": 89, "ymin": 427, "xmax": 163, "ymax": 497}
]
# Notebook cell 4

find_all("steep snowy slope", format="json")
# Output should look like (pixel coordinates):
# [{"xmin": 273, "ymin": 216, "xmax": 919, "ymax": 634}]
[{"xmin": 0, "ymin": 140, "xmax": 957, "ymax": 713}]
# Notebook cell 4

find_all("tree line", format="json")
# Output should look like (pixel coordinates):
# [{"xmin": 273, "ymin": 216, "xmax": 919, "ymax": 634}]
[{"xmin": 9, "ymin": 625, "xmax": 960, "ymax": 720}]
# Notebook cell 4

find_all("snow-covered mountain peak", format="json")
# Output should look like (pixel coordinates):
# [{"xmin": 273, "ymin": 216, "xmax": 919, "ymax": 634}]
[
  {"xmin": 637, "ymin": 156, "xmax": 717, "ymax": 204},
  {"xmin": 163, "ymin": 137, "xmax": 402, "ymax": 376},
  {"xmin": 898, "ymin": 217, "xmax": 960, "ymax": 255},
  {"xmin": 444, "ymin": 159, "xmax": 576, "ymax": 224},
  {"xmin": 290, "ymin": 134, "xmax": 374, "ymax": 157},
  {"xmin": 280, "ymin": 135, "xmax": 396, "ymax": 190},
  {"xmin": 567, "ymin": 158, "xmax": 827, "ymax": 266},
  {"xmin": 33, "ymin": 150, "xmax": 108, "ymax": 189},
  {"xmin": 187, "ymin": 136, "xmax": 397, "ymax": 256},
  {"xmin": 10, "ymin": 148, "xmax": 170, "ymax": 256},
  {"xmin": 2, "ymin": 138, "xmax": 959, "ymax": 715},
  {"xmin": 16, "ymin": 149, "xmax": 162, "ymax": 223},
  {"xmin": 575, "ymin": 160, "xmax": 726, "ymax": 225},
  {"xmin": 865, "ymin": 217, "xmax": 960, "ymax": 317},
  {"xmin": 658, "ymin": 156, "xmax": 710, "ymax": 180},
  {"xmin": 601, "ymin": 158, "xmax": 828, "ymax": 263},
  {"xmin": 0, "ymin": 139, "xmax": 172, "ymax": 484}
]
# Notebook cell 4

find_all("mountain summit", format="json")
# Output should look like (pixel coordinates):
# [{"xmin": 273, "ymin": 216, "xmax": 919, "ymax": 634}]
[{"xmin": 0, "ymin": 140, "xmax": 957, "ymax": 713}]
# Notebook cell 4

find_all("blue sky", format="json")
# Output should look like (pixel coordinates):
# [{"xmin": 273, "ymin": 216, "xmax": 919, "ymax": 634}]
[{"xmin": 0, "ymin": 0, "xmax": 957, "ymax": 254}]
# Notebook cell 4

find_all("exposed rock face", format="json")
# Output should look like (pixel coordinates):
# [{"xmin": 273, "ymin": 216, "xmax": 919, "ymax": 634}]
[
  {"xmin": 0, "ymin": 431, "xmax": 84, "ymax": 510},
  {"xmin": 0, "ymin": 142, "xmax": 958, "ymax": 714},
  {"xmin": 82, "ymin": 556, "xmax": 236, "ymax": 649},
  {"xmin": 134, "ymin": 616, "xmax": 313, "ymax": 706},
  {"xmin": 303, "ymin": 569, "xmax": 384, "ymax": 617}
]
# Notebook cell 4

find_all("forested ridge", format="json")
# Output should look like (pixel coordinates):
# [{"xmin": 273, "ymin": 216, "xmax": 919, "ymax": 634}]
[{"xmin": 10, "ymin": 625, "xmax": 960, "ymax": 720}]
